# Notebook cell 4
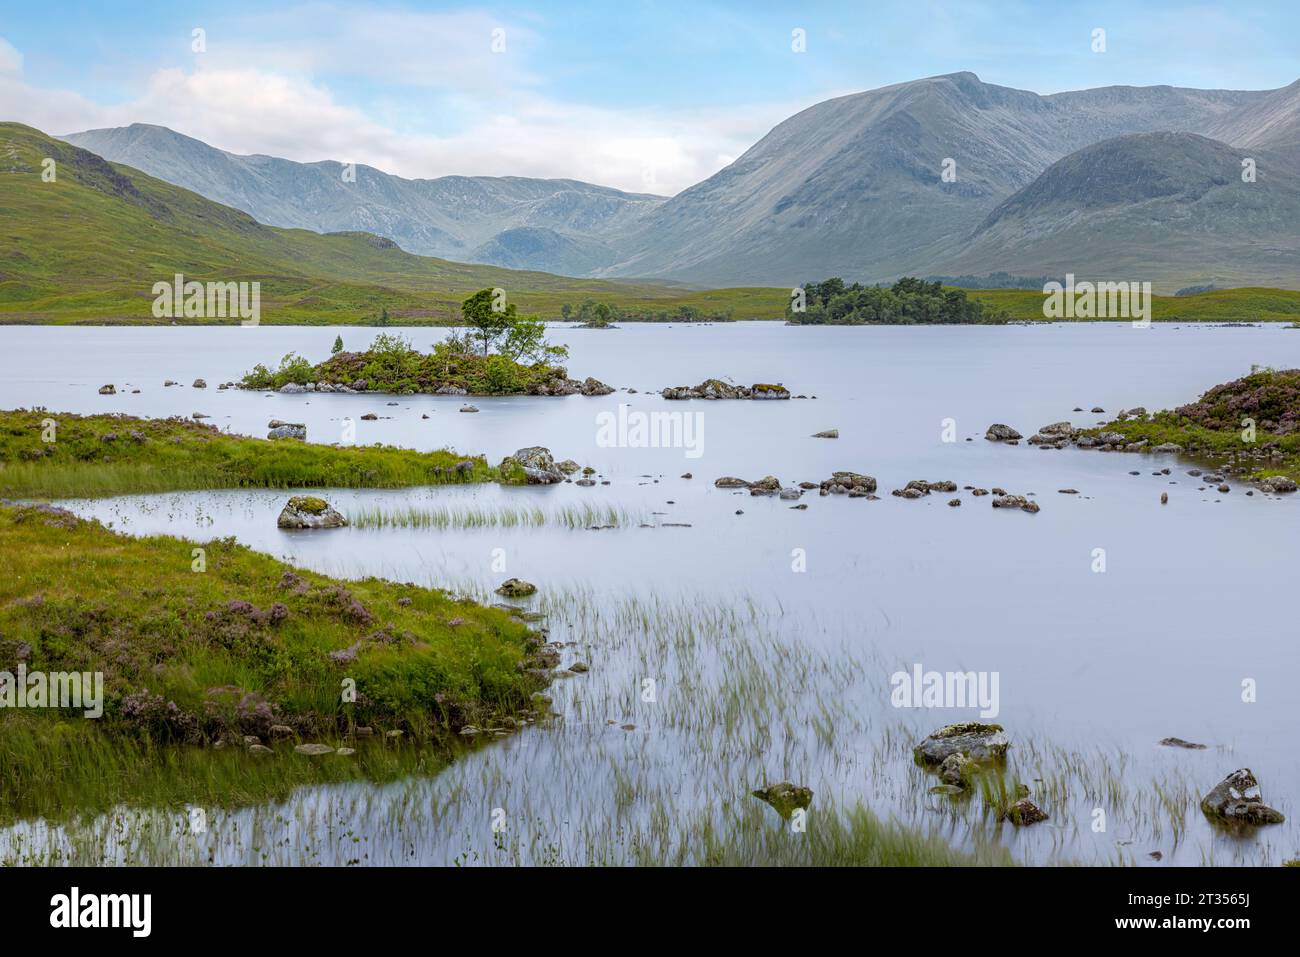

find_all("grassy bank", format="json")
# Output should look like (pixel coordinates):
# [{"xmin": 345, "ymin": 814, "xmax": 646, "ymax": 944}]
[
  {"xmin": 1079, "ymin": 368, "xmax": 1300, "ymax": 480},
  {"xmin": 967, "ymin": 286, "xmax": 1300, "ymax": 323},
  {"xmin": 0, "ymin": 502, "xmax": 551, "ymax": 823},
  {"xmin": 0, "ymin": 409, "xmax": 498, "ymax": 498}
]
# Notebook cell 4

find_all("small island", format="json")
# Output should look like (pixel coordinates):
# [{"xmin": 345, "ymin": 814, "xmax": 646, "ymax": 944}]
[{"xmin": 242, "ymin": 289, "xmax": 613, "ymax": 397}]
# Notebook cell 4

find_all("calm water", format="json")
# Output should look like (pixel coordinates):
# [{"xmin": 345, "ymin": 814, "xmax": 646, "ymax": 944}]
[{"xmin": 1, "ymin": 322, "xmax": 1297, "ymax": 865}]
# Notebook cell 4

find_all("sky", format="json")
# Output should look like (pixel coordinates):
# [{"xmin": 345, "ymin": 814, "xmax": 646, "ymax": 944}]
[{"xmin": 0, "ymin": 0, "xmax": 1296, "ymax": 194}]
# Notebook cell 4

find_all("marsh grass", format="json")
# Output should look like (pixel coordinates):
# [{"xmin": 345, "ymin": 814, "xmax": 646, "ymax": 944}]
[
  {"xmin": 350, "ymin": 502, "xmax": 646, "ymax": 531},
  {"xmin": 2, "ymin": 583, "xmax": 1247, "ymax": 867}
]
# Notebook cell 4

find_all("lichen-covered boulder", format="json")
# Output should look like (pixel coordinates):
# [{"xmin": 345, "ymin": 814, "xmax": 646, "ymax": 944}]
[
  {"xmin": 751, "ymin": 383, "xmax": 791, "ymax": 400},
  {"xmin": 914, "ymin": 722, "xmax": 1009, "ymax": 766},
  {"xmin": 277, "ymin": 496, "xmax": 347, "ymax": 529},
  {"xmin": 495, "ymin": 578, "xmax": 537, "ymax": 598},
  {"xmin": 1200, "ymin": 769, "xmax": 1285, "ymax": 826},
  {"xmin": 192, "ymin": 378, "xmax": 207, "ymax": 389},
  {"xmin": 1261, "ymin": 475, "xmax": 1298, "ymax": 493},
  {"xmin": 556, "ymin": 459, "xmax": 581, "ymax": 475},
  {"xmin": 268, "ymin": 423, "xmax": 307, "ymax": 440},
  {"xmin": 714, "ymin": 476, "xmax": 752, "ymax": 488},
  {"xmin": 751, "ymin": 782, "xmax": 812, "ymax": 819},
  {"xmin": 501, "ymin": 446, "xmax": 565, "ymax": 484},
  {"xmin": 98, "ymin": 384, "xmax": 116, "ymax": 395}
]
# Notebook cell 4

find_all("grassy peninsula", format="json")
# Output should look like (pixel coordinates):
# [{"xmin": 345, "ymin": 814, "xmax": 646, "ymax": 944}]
[
  {"xmin": 0, "ymin": 409, "xmax": 497, "ymax": 498},
  {"xmin": 1080, "ymin": 368, "xmax": 1300, "ymax": 481},
  {"xmin": 0, "ymin": 501, "xmax": 552, "ymax": 824}
]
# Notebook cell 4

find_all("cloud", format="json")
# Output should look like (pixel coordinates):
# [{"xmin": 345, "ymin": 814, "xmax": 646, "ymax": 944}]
[{"xmin": 0, "ymin": 36, "xmax": 801, "ymax": 194}]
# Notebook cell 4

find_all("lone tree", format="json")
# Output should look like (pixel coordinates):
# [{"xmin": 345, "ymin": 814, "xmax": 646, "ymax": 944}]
[
  {"xmin": 461, "ymin": 288, "xmax": 515, "ymax": 355},
  {"xmin": 331, "ymin": 334, "xmax": 344, "ymax": 354}
]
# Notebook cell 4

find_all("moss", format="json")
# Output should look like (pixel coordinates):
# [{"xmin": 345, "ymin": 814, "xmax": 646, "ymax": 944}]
[
  {"xmin": 288, "ymin": 495, "xmax": 329, "ymax": 515},
  {"xmin": 931, "ymin": 721, "xmax": 1004, "ymax": 738}
]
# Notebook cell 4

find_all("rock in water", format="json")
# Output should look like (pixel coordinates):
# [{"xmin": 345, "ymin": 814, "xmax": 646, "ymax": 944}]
[
  {"xmin": 501, "ymin": 446, "xmax": 565, "ymax": 484},
  {"xmin": 1159, "ymin": 736, "xmax": 1207, "ymax": 749},
  {"xmin": 98, "ymin": 384, "xmax": 116, "ymax": 395},
  {"xmin": 277, "ymin": 496, "xmax": 347, "ymax": 529},
  {"xmin": 1200, "ymin": 768, "xmax": 1285, "ymax": 825},
  {"xmin": 495, "ymin": 578, "xmax": 537, "ymax": 598},
  {"xmin": 1000, "ymin": 798, "xmax": 1048, "ymax": 826},
  {"xmin": 751, "ymin": 383, "xmax": 791, "ymax": 400},
  {"xmin": 914, "ymin": 722, "xmax": 1009, "ymax": 766},
  {"xmin": 751, "ymin": 782, "xmax": 813, "ymax": 819},
  {"xmin": 812, "ymin": 429, "xmax": 839, "ymax": 438},
  {"xmin": 985, "ymin": 423, "xmax": 1022, "ymax": 441}
]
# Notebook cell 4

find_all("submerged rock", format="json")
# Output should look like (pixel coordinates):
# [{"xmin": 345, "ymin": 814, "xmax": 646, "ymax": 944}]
[
  {"xmin": 1160, "ymin": 736, "xmax": 1207, "ymax": 749},
  {"xmin": 1000, "ymin": 798, "xmax": 1049, "ymax": 826},
  {"xmin": 914, "ymin": 722, "xmax": 1009, "ymax": 766},
  {"xmin": 1200, "ymin": 768, "xmax": 1285, "ymax": 826},
  {"xmin": 751, "ymin": 782, "xmax": 813, "ymax": 819},
  {"xmin": 277, "ymin": 496, "xmax": 347, "ymax": 529}
]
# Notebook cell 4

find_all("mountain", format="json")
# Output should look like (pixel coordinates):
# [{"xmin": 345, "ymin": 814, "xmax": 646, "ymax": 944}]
[
  {"xmin": 55, "ymin": 72, "xmax": 1300, "ymax": 291},
  {"xmin": 598, "ymin": 72, "xmax": 1291, "ymax": 287},
  {"xmin": 939, "ymin": 132, "xmax": 1300, "ymax": 288},
  {"xmin": 60, "ymin": 123, "xmax": 665, "ymax": 273},
  {"xmin": 0, "ymin": 123, "xmax": 782, "ymax": 323}
]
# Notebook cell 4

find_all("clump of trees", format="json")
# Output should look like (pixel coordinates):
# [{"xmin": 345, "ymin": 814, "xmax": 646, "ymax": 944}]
[
  {"xmin": 787, "ymin": 277, "xmax": 1008, "ymax": 325},
  {"xmin": 560, "ymin": 300, "xmax": 731, "ymax": 324}
]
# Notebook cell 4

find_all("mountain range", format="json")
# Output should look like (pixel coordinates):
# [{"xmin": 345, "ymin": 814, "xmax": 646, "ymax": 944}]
[{"xmin": 55, "ymin": 72, "xmax": 1300, "ymax": 290}]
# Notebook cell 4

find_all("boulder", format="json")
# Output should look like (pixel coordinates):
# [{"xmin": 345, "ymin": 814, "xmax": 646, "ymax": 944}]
[
  {"xmin": 1261, "ymin": 475, "xmax": 1298, "ymax": 493},
  {"xmin": 460, "ymin": 405, "xmax": 480, "ymax": 413},
  {"xmin": 985, "ymin": 424, "xmax": 1022, "ymax": 441},
  {"xmin": 579, "ymin": 377, "xmax": 614, "ymax": 396},
  {"xmin": 748, "ymin": 475, "xmax": 783, "ymax": 495},
  {"xmin": 822, "ymin": 471, "xmax": 876, "ymax": 493},
  {"xmin": 914, "ymin": 722, "xmax": 1009, "ymax": 766},
  {"xmin": 1001, "ymin": 798, "xmax": 1049, "ymax": 826},
  {"xmin": 294, "ymin": 743, "xmax": 335, "ymax": 756},
  {"xmin": 751, "ymin": 782, "xmax": 813, "ymax": 819},
  {"xmin": 1199, "ymin": 768, "xmax": 1285, "ymax": 826},
  {"xmin": 276, "ymin": 496, "xmax": 347, "ymax": 529},
  {"xmin": 751, "ymin": 383, "xmax": 791, "ymax": 400},
  {"xmin": 812, "ymin": 429, "xmax": 839, "ymax": 439},
  {"xmin": 556, "ymin": 459, "xmax": 581, "ymax": 475},
  {"xmin": 98, "ymin": 384, "xmax": 115, "ymax": 395},
  {"xmin": 714, "ymin": 476, "xmax": 751, "ymax": 489},
  {"xmin": 268, "ymin": 424, "xmax": 306, "ymax": 441},
  {"xmin": 1151, "ymin": 442, "xmax": 1185, "ymax": 453},
  {"xmin": 434, "ymin": 385, "xmax": 467, "ymax": 396},
  {"xmin": 496, "ymin": 578, "xmax": 538, "ymax": 598},
  {"xmin": 502, "ymin": 446, "xmax": 565, "ymax": 484},
  {"xmin": 192, "ymin": 379, "xmax": 207, "ymax": 389},
  {"xmin": 278, "ymin": 382, "xmax": 307, "ymax": 394}
]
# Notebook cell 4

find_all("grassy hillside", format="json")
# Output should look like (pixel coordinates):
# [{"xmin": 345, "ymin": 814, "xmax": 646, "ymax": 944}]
[
  {"xmin": 0, "ymin": 122, "xmax": 785, "ymax": 323},
  {"xmin": 967, "ymin": 286, "xmax": 1300, "ymax": 322}
]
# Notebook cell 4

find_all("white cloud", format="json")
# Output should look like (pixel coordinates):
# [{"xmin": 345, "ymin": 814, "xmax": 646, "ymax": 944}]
[
  {"xmin": 0, "ymin": 37, "xmax": 21, "ymax": 77},
  {"xmin": 0, "ymin": 49, "xmax": 801, "ymax": 194}
]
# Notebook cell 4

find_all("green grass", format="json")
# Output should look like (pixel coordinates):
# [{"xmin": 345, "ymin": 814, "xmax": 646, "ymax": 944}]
[
  {"xmin": 0, "ymin": 122, "xmax": 787, "ymax": 323},
  {"xmin": 0, "ymin": 409, "xmax": 500, "ymax": 498},
  {"xmin": 967, "ymin": 286, "xmax": 1300, "ymax": 322},
  {"xmin": 0, "ymin": 501, "xmax": 552, "ymax": 823}
]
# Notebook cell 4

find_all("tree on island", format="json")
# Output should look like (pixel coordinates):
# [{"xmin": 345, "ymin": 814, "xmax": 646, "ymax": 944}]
[{"xmin": 459, "ymin": 288, "xmax": 567, "ymax": 365}]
